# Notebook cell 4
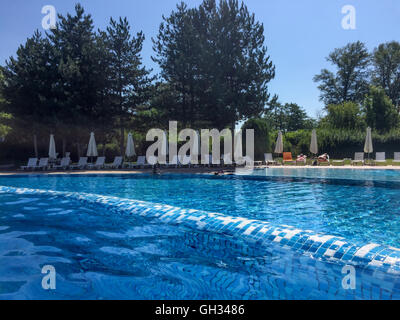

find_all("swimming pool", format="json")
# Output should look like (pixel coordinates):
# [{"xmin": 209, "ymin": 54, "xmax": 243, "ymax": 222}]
[{"xmin": 0, "ymin": 169, "xmax": 400, "ymax": 299}]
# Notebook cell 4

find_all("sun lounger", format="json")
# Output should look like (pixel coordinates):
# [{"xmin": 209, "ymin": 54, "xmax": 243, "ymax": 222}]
[
  {"xmin": 374, "ymin": 152, "xmax": 386, "ymax": 165},
  {"xmin": 131, "ymin": 156, "xmax": 153, "ymax": 168},
  {"xmin": 223, "ymin": 154, "xmax": 233, "ymax": 166},
  {"xmin": 296, "ymin": 155, "xmax": 307, "ymax": 165},
  {"xmin": 202, "ymin": 154, "xmax": 219, "ymax": 167},
  {"xmin": 283, "ymin": 152, "xmax": 295, "ymax": 164},
  {"xmin": 331, "ymin": 159, "xmax": 345, "ymax": 165},
  {"xmin": 33, "ymin": 158, "xmax": 49, "ymax": 171},
  {"xmin": 131, "ymin": 156, "xmax": 146, "ymax": 168},
  {"xmin": 105, "ymin": 156, "xmax": 123, "ymax": 169},
  {"xmin": 165, "ymin": 155, "xmax": 179, "ymax": 168},
  {"xmin": 148, "ymin": 156, "xmax": 157, "ymax": 167},
  {"xmin": 186, "ymin": 155, "xmax": 200, "ymax": 167},
  {"xmin": 87, "ymin": 156, "xmax": 105, "ymax": 170},
  {"xmin": 70, "ymin": 157, "xmax": 88, "ymax": 170},
  {"xmin": 21, "ymin": 158, "xmax": 38, "ymax": 170},
  {"xmin": 53, "ymin": 157, "xmax": 71, "ymax": 170},
  {"xmin": 317, "ymin": 154, "xmax": 330, "ymax": 165},
  {"xmin": 264, "ymin": 153, "xmax": 277, "ymax": 165},
  {"xmin": 181, "ymin": 155, "xmax": 193, "ymax": 167},
  {"xmin": 199, "ymin": 154, "xmax": 211, "ymax": 167},
  {"xmin": 393, "ymin": 152, "xmax": 400, "ymax": 165},
  {"xmin": 351, "ymin": 152, "xmax": 364, "ymax": 165}
]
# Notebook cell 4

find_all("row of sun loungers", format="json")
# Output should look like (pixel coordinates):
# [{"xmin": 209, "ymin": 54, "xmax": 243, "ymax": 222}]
[
  {"xmin": 264, "ymin": 152, "xmax": 400, "ymax": 166},
  {"xmin": 20, "ymin": 152, "xmax": 400, "ymax": 171},
  {"xmin": 20, "ymin": 154, "xmax": 243, "ymax": 171}
]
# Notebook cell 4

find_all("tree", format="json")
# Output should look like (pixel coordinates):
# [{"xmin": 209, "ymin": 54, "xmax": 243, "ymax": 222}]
[
  {"xmin": 152, "ymin": 3, "xmax": 202, "ymax": 128},
  {"xmin": 314, "ymin": 41, "xmax": 370, "ymax": 105},
  {"xmin": 265, "ymin": 102, "xmax": 314, "ymax": 132},
  {"xmin": 242, "ymin": 118, "xmax": 270, "ymax": 160},
  {"xmin": 1, "ymin": 31, "xmax": 55, "ymax": 157},
  {"xmin": 200, "ymin": 0, "xmax": 275, "ymax": 130},
  {"xmin": 104, "ymin": 17, "xmax": 153, "ymax": 155},
  {"xmin": 372, "ymin": 41, "xmax": 400, "ymax": 108},
  {"xmin": 48, "ymin": 4, "xmax": 109, "ymax": 156},
  {"xmin": 320, "ymin": 102, "xmax": 365, "ymax": 130},
  {"xmin": 152, "ymin": 0, "xmax": 275, "ymax": 130},
  {"xmin": 364, "ymin": 86, "xmax": 398, "ymax": 132},
  {"xmin": 0, "ymin": 70, "xmax": 12, "ymax": 139}
]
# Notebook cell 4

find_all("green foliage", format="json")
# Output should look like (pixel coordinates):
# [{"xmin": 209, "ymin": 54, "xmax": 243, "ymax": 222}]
[
  {"xmin": 152, "ymin": 0, "xmax": 275, "ymax": 129},
  {"xmin": 269, "ymin": 128, "xmax": 400, "ymax": 159},
  {"xmin": 242, "ymin": 118, "xmax": 270, "ymax": 160},
  {"xmin": 102, "ymin": 16, "xmax": 153, "ymax": 154},
  {"xmin": 1, "ymin": 4, "xmax": 152, "ymax": 159},
  {"xmin": 364, "ymin": 86, "xmax": 399, "ymax": 132},
  {"xmin": 314, "ymin": 41, "xmax": 370, "ymax": 105},
  {"xmin": 321, "ymin": 102, "xmax": 365, "ymax": 130},
  {"xmin": 372, "ymin": 41, "xmax": 400, "ymax": 107},
  {"xmin": 265, "ymin": 102, "xmax": 315, "ymax": 132},
  {"xmin": 1, "ymin": 31, "xmax": 56, "ymax": 127}
]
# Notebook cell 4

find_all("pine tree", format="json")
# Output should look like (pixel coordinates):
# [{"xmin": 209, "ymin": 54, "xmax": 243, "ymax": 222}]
[
  {"xmin": 314, "ymin": 41, "xmax": 370, "ymax": 105},
  {"xmin": 104, "ymin": 17, "xmax": 153, "ymax": 155},
  {"xmin": 152, "ymin": 0, "xmax": 275, "ymax": 130}
]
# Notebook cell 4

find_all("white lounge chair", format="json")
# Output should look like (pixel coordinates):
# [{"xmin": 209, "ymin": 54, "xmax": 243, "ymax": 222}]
[
  {"xmin": 332, "ymin": 159, "xmax": 345, "ymax": 165},
  {"xmin": 374, "ymin": 152, "xmax": 386, "ymax": 165},
  {"xmin": 264, "ymin": 153, "xmax": 277, "ymax": 165},
  {"xmin": 351, "ymin": 153, "xmax": 364, "ymax": 166},
  {"xmin": 105, "ymin": 156, "xmax": 123, "ymax": 169},
  {"xmin": 131, "ymin": 156, "xmax": 153, "ymax": 168},
  {"xmin": 21, "ymin": 158, "xmax": 38, "ymax": 170},
  {"xmin": 166, "ymin": 155, "xmax": 179, "ymax": 168},
  {"xmin": 222, "ymin": 154, "xmax": 233, "ymax": 166},
  {"xmin": 33, "ymin": 158, "xmax": 49, "ymax": 171},
  {"xmin": 87, "ymin": 156, "xmax": 105, "ymax": 170},
  {"xmin": 179, "ymin": 155, "xmax": 192, "ymax": 167},
  {"xmin": 53, "ymin": 157, "xmax": 71, "ymax": 170},
  {"xmin": 199, "ymin": 154, "xmax": 219, "ymax": 167},
  {"xmin": 148, "ymin": 156, "xmax": 158, "ymax": 167},
  {"xmin": 296, "ymin": 155, "xmax": 307, "ymax": 165},
  {"xmin": 210, "ymin": 154, "xmax": 221, "ymax": 167},
  {"xmin": 200, "ymin": 154, "xmax": 211, "ymax": 167},
  {"xmin": 393, "ymin": 152, "xmax": 400, "ymax": 165},
  {"xmin": 70, "ymin": 157, "xmax": 88, "ymax": 170},
  {"xmin": 131, "ymin": 156, "xmax": 145, "ymax": 168}
]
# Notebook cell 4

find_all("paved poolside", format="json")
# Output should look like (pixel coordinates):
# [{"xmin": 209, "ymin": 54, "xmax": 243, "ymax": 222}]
[{"xmin": 1, "ymin": 164, "xmax": 400, "ymax": 176}]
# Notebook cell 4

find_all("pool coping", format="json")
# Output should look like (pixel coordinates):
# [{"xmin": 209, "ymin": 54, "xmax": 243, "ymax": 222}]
[
  {"xmin": 1, "ymin": 164, "xmax": 400, "ymax": 176},
  {"xmin": 1, "ymin": 185, "xmax": 400, "ymax": 276}
]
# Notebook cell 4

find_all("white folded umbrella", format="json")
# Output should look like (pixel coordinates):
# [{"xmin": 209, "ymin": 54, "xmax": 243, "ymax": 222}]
[
  {"xmin": 161, "ymin": 131, "xmax": 168, "ymax": 158},
  {"xmin": 310, "ymin": 129, "xmax": 318, "ymax": 155},
  {"xmin": 49, "ymin": 134, "xmax": 57, "ymax": 159},
  {"xmin": 125, "ymin": 132, "xmax": 136, "ymax": 158},
  {"xmin": 234, "ymin": 130, "xmax": 243, "ymax": 162},
  {"xmin": 274, "ymin": 131, "xmax": 283, "ymax": 154},
  {"xmin": 364, "ymin": 127, "xmax": 373, "ymax": 159},
  {"xmin": 87, "ymin": 132, "xmax": 98, "ymax": 157}
]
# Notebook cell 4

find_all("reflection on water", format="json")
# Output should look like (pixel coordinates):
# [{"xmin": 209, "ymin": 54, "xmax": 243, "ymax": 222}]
[{"xmin": 1, "ymin": 192, "xmax": 399, "ymax": 300}]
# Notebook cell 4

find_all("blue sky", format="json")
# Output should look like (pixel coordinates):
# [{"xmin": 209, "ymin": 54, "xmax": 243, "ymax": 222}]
[{"xmin": 1, "ymin": 0, "xmax": 399, "ymax": 118}]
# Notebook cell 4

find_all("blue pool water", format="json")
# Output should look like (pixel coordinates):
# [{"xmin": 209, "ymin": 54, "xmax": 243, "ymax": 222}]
[{"xmin": 0, "ymin": 169, "xmax": 400, "ymax": 299}]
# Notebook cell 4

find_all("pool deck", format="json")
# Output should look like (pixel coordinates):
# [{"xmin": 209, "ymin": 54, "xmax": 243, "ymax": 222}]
[{"xmin": 1, "ymin": 164, "xmax": 400, "ymax": 176}]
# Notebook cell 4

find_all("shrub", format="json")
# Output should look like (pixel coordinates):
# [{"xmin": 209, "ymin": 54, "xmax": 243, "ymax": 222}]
[{"xmin": 242, "ymin": 118, "xmax": 270, "ymax": 160}]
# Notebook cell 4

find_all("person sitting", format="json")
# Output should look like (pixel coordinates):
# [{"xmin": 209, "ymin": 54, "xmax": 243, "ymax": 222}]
[
  {"xmin": 297, "ymin": 154, "xmax": 307, "ymax": 162},
  {"xmin": 318, "ymin": 153, "xmax": 330, "ymax": 162}
]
